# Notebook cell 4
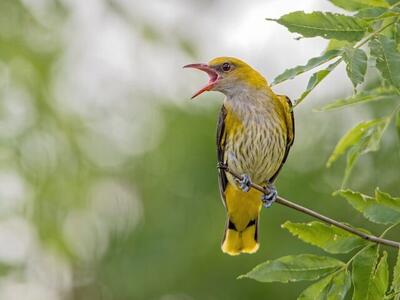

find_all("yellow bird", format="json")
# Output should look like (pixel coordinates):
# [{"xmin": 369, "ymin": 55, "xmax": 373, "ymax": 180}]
[{"xmin": 184, "ymin": 57, "xmax": 294, "ymax": 255}]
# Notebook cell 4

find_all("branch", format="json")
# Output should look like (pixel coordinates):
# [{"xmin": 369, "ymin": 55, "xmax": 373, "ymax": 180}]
[{"xmin": 218, "ymin": 164, "xmax": 400, "ymax": 249}]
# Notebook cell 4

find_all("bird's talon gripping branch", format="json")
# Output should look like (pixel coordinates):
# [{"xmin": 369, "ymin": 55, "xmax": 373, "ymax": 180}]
[
  {"xmin": 236, "ymin": 174, "xmax": 251, "ymax": 192},
  {"xmin": 217, "ymin": 161, "xmax": 227, "ymax": 170},
  {"xmin": 262, "ymin": 184, "xmax": 277, "ymax": 208}
]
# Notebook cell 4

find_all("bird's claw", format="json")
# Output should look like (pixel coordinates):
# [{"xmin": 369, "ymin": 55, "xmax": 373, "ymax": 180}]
[
  {"xmin": 217, "ymin": 161, "xmax": 227, "ymax": 170},
  {"xmin": 236, "ymin": 174, "xmax": 251, "ymax": 192},
  {"xmin": 262, "ymin": 184, "xmax": 277, "ymax": 208}
]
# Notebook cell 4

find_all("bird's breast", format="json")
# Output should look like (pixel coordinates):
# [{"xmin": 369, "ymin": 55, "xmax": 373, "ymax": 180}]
[{"xmin": 224, "ymin": 105, "xmax": 287, "ymax": 186}]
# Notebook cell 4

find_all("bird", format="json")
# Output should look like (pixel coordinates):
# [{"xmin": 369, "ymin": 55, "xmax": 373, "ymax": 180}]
[{"xmin": 184, "ymin": 57, "xmax": 294, "ymax": 255}]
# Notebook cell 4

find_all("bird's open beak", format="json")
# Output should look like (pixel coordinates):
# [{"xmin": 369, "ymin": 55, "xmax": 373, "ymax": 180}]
[{"xmin": 183, "ymin": 63, "xmax": 219, "ymax": 99}]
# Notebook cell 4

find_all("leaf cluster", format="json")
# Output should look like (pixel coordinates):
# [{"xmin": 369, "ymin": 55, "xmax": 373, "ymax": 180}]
[
  {"xmin": 242, "ymin": 189, "xmax": 400, "ymax": 299},
  {"xmin": 243, "ymin": 1, "xmax": 400, "ymax": 298}
]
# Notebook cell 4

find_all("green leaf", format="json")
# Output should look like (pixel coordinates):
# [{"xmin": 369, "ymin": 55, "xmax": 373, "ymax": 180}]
[
  {"xmin": 283, "ymin": 221, "xmax": 368, "ymax": 254},
  {"xmin": 375, "ymin": 188, "xmax": 400, "ymax": 211},
  {"xmin": 392, "ymin": 250, "xmax": 400, "ymax": 300},
  {"xmin": 335, "ymin": 189, "xmax": 374, "ymax": 212},
  {"xmin": 352, "ymin": 245, "xmax": 379, "ymax": 300},
  {"xmin": 341, "ymin": 117, "xmax": 389, "ymax": 185},
  {"xmin": 298, "ymin": 270, "xmax": 351, "ymax": 300},
  {"xmin": 239, "ymin": 254, "xmax": 344, "ymax": 283},
  {"xmin": 356, "ymin": 7, "xmax": 391, "ymax": 18},
  {"xmin": 367, "ymin": 251, "xmax": 389, "ymax": 299},
  {"xmin": 272, "ymin": 49, "xmax": 342, "ymax": 85},
  {"xmin": 329, "ymin": 0, "xmax": 390, "ymax": 11},
  {"xmin": 315, "ymin": 87, "xmax": 398, "ymax": 111},
  {"xmin": 369, "ymin": 34, "xmax": 400, "ymax": 89},
  {"xmin": 336, "ymin": 189, "xmax": 400, "ymax": 224},
  {"xmin": 269, "ymin": 11, "xmax": 368, "ymax": 41},
  {"xmin": 325, "ymin": 39, "xmax": 356, "ymax": 52},
  {"xmin": 327, "ymin": 118, "xmax": 389, "ymax": 167},
  {"xmin": 343, "ymin": 48, "xmax": 368, "ymax": 88},
  {"xmin": 296, "ymin": 60, "xmax": 340, "ymax": 106}
]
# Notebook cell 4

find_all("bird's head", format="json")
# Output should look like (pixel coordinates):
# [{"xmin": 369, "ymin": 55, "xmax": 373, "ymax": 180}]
[{"xmin": 184, "ymin": 57, "xmax": 268, "ymax": 99}]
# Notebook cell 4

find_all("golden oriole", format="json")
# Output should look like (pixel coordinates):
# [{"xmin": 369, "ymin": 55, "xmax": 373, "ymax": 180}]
[{"xmin": 184, "ymin": 57, "xmax": 294, "ymax": 255}]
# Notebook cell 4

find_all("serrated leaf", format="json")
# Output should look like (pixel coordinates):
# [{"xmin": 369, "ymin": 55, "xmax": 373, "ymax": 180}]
[
  {"xmin": 269, "ymin": 11, "xmax": 368, "ymax": 41},
  {"xmin": 298, "ymin": 270, "xmax": 351, "ymax": 300},
  {"xmin": 315, "ymin": 87, "xmax": 398, "ymax": 111},
  {"xmin": 283, "ymin": 221, "xmax": 368, "ymax": 254},
  {"xmin": 336, "ymin": 189, "xmax": 400, "ymax": 224},
  {"xmin": 335, "ymin": 189, "xmax": 374, "ymax": 211},
  {"xmin": 329, "ymin": 0, "xmax": 389, "ymax": 11},
  {"xmin": 352, "ymin": 245, "xmax": 379, "ymax": 300},
  {"xmin": 392, "ymin": 250, "xmax": 400, "ymax": 300},
  {"xmin": 327, "ymin": 118, "xmax": 389, "ymax": 167},
  {"xmin": 367, "ymin": 251, "xmax": 389, "ymax": 299},
  {"xmin": 272, "ymin": 49, "xmax": 342, "ymax": 85},
  {"xmin": 296, "ymin": 60, "xmax": 340, "ymax": 106},
  {"xmin": 343, "ymin": 48, "xmax": 368, "ymax": 88},
  {"xmin": 239, "ymin": 254, "xmax": 344, "ymax": 283},
  {"xmin": 370, "ymin": 35, "xmax": 400, "ymax": 89},
  {"xmin": 375, "ymin": 188, "xmax": 400, "ymax": 211}
]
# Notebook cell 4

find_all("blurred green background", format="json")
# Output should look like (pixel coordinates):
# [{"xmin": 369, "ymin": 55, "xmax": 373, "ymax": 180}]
[{"xmin": 0, "ymin": 0, "xmax": 399, "ymax": 299}]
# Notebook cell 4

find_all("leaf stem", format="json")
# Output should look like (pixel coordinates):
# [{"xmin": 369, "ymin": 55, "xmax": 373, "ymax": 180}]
[
  {"xmin": 380, "ymin": 221, "xmax": 400, "ymax": 238},
  {"xmin": 218, "ymin": 164, "xmax": 400, "ymax": 249}
]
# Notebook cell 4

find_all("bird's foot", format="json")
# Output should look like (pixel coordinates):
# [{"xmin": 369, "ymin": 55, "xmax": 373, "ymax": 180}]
[
  {"xmin": 236, "ymin": 174, "xmax": 252, "ymax": 192},
  {"xmin": 217, "ymin": 161, "xmax": 228, "ymax": 170},
  {"xmin": 262, "ymin": 184, "xmax": 277, "ymax": 208}
]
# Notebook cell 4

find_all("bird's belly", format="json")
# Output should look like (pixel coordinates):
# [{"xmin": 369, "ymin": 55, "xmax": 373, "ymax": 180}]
[{"xmin": 225, "ymin": 123, "xmax": 286, "ymax": 185}]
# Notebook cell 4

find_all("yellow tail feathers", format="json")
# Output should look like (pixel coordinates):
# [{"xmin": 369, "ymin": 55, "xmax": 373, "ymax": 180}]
[
  {"xmin": 221, "ymin": 221, "xmax": 259, "ymax": 255},
  {"xmin": 221, "ymin": 183, "xmax": 262, "ymax": 255}
]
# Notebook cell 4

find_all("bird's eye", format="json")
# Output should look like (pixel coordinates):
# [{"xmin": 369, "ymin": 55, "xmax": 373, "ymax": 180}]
[{"xmin": 222, "ymin": 63, "xmax": 231, "ymax": 72}]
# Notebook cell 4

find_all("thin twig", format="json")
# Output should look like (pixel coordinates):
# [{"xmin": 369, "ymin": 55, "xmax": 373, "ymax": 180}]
[{"xmin": 218, "ymin": 164, "xmax": 400, "ymax": 249}]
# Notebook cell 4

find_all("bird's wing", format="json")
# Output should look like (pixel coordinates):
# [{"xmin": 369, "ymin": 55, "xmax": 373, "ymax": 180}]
[
  {"xmin": 216, "ymin": 105, "xmax": 228, "ymax": 206},
  {"xmin": 269, "ymin": 95, "xmax": 295, "ymax": 183}
]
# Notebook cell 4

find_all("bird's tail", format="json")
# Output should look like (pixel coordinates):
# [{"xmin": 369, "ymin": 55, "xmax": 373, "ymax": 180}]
[
  {"xmin": 220, "ymin": 183, "xmax": 262, "ymax": 255},
  {"xmin": 221, "ymin": 217, "xmax": 259, "ymax": 255}
]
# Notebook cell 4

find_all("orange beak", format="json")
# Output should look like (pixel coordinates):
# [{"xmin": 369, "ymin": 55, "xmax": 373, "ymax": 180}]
[{"xmin": 183, "ymin": 63, "xmax": 219, "ymax": 99}]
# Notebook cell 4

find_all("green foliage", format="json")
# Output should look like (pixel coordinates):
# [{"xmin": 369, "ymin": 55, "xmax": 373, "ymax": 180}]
[
  {"xmin": 336, "ymin": 189, "xmax": 400, "ymax": 224},
  {"xmin": 352, "ymin": 245, "xmax": 379, "ymax": 300},
  {"xmin": 368, "ymin": 251, "xmax": 389, "ymax": 299},
  {"xmin": 269, "ymin": 2, "xmax": 400, "ymax": 181},
  {"xmin": 298, "ymin": 270, "xmax": 351, "ymax": 300},
  {"xmin": 268, "ymin": 12, "xmax": 369, "ymax": 41},
  {"xmin": 239, "ymin": 254, "xmax": 344, "ymax": 283},
  {"xmin": 342, "ymin": 47, "xmax": 368, "ymax": 88},
  {"xmin": 391, "ymin": 250, "xmax": 400, "ymax": 300},
  {"xmin": 283, "ymin": 221, "xmax": 368, "ymax": 254},
  {"xmin": 244, "ymin": 2, "xmax": 400, "ymax": 299},
  {"xmin": 315, "ymin": 87, "xmax": 398, "ymax": 111},
  {"xmin": 326, "ymin": 39, "xmax": 356, "ymax": 51},
  {"xmin": 369, "ymin": 34, "xmax": 400, "ymax": 89},
  {"xmin": 272, "ymin": 50, "xmax": 342, "ymax": 85},
  {"xmin": 326, "ymin": 118, "xmax": 389, "ymax": 171},
  {"xmin": 296, "ymin": 60, "xmax": 341, "ymax": 106},
  {"xmin": 329, "ymin": 0, "xmax": 390, "ymax": 11}
]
